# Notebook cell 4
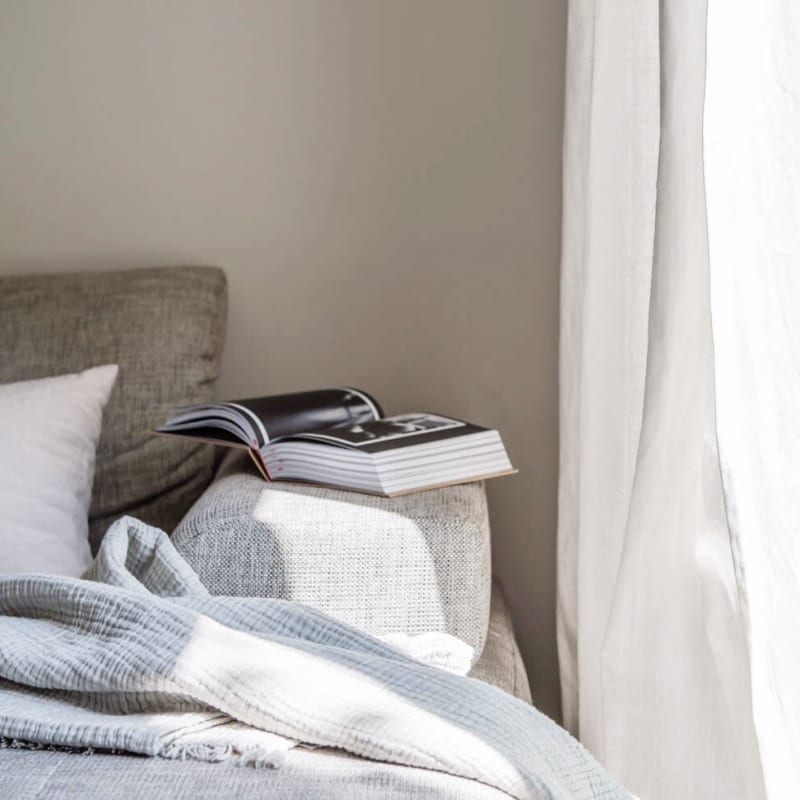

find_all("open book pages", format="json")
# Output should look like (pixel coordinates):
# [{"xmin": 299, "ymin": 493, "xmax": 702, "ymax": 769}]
[{"xmin": 157, "ymin": 389, "xmax": 515, "ymax": 496}]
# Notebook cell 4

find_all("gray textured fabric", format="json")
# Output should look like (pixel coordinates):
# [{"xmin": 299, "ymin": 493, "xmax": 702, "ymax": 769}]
[
  {"xmin": 0, "ymin": 266, "xmax": 227, "ymax": 550},
  {"xmin": 0, "ymin": 585, "xmax": 532, "ymax": 800},
  {"xmin": 472, "ymin": 582, "xmax": 533, "ymax": 704},
  {"xmin": 172, "ymin": 453, "xmax": 492, "ymax": 660},
  {"xmin": 0, "ymin": 517, "xmax": 630, "ymax": 800},
  {"xmin": 0, "ymin": 747, "xmax": 519, "ymax": 800}
]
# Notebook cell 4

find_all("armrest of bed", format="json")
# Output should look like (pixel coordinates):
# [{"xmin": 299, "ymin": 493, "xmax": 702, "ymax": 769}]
[
  {"xmin": 471, "ymin": 581, "xmax": 532, "ymax": 702},
  {"xmin": 171, "ymin": 451, "xmax": 493, "ymax": 664}
]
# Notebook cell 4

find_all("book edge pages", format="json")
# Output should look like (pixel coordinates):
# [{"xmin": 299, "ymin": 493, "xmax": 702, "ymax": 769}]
[
  {"xmin": 153, "ymin": 431, "xmax": 517, "ymax": 495},
  {"xmin": 247, "ymin": 447, "xmax": 272, "ymax": 481},
  {"xmin": 263, "ymin": 468, "xmax": 519, "ymax": 497},
  {"xmin": 380, "ymin": 468, "xmax": 518, "ymax": 496}
]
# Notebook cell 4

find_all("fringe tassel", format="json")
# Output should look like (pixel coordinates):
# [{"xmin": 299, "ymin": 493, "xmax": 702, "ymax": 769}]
[
  {"xmin": 159, "ymin": 741, "xmax": 233, "ymax": 763},
  {"xmin": 0, "ymin": 737, "xmax": 96, "ymax": 755},
  {"xmin": 158, "ymin": 740, "xmax": 285, "ymax": 768},
  {"xmin": 2, "ymin": 737, "xmax": 286, "ymax": 769},
  {"xmin": 236, "ymin": 745, "xmax": 286, "ymax": 769}
]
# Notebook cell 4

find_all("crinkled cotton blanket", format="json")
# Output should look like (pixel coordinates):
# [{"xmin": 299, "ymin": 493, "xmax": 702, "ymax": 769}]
[{"xmin": 0, "ymin": 517, "xmax": 629, "ymax": 800}]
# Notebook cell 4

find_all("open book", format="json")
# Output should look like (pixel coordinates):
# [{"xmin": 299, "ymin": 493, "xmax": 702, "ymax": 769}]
[{"xmin": 157, "ymin": 387, "xmax": 516, "ymax": 496}]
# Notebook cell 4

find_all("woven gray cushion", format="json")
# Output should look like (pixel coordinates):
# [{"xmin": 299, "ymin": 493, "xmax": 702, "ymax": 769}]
[
  {"xmin": 172, "ymin": 456, "xmax": 492, "ymax": 660},
  {"xmin": 0, "ymin": 266, "xmax": 227, "ymax": 550}
]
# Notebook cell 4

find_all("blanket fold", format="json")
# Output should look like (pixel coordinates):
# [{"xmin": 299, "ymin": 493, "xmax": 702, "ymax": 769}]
[{"xmin": 0, "ymin": 517, "xmax": 629, "ymax": 800}]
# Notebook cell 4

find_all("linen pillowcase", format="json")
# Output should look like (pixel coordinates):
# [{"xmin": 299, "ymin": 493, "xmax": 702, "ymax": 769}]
[{"xmin": 0, "ymin": 365, "xmax": 118, "ymax": 576}]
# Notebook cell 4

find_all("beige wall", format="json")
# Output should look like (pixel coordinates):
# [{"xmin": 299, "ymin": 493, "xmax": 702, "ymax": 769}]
[{"xmin": 0, "ymin": 0, "xmax": 565, "ymax": 718}]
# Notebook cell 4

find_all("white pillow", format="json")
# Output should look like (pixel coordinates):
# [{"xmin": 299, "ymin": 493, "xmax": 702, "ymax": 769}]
[{"xmin": 0, "ymin": 365, "xmax": 118, "ymax": 576}]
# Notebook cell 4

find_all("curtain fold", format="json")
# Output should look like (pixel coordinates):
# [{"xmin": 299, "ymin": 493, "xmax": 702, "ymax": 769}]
[
  {"xmin": 558, "ymin": 0, "xmax": 658, "ymax": 743},
  {"xmin": 560, "ymin": 1, "xmax": 799, "ymax": 798}
]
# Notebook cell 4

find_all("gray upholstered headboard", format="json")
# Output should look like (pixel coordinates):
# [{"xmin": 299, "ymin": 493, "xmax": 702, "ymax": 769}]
[{"xmin": 0, "ymin": 266, "xmax": 228, "ymax": 550}]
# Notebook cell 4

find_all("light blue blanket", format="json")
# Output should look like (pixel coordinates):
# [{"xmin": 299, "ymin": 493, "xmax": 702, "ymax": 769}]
[{"xmin": 0, "ymin": 518, "xmax": 629, "ymax": 800}]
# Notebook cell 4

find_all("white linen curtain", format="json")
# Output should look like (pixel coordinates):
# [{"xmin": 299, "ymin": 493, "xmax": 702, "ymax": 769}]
[{"xmin": 559, "ymin": 2, "xmax": 800, "ymax": 799}]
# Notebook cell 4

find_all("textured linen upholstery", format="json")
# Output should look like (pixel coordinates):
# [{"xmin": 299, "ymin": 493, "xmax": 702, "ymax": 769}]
[
  {"xmin": 472, "ymin": 581, "xmax": 533, "ymax": 704},
  {"xmin": 0, "ymin": 583, "xmax": 530, "ymax": 800},
  {"xmin": 172, "ymin": 454, "xmax": 492, "ymax": 659},
  {"xmin": 0, "ymin": 266, "xmax": 227, "ymax": 550}
]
